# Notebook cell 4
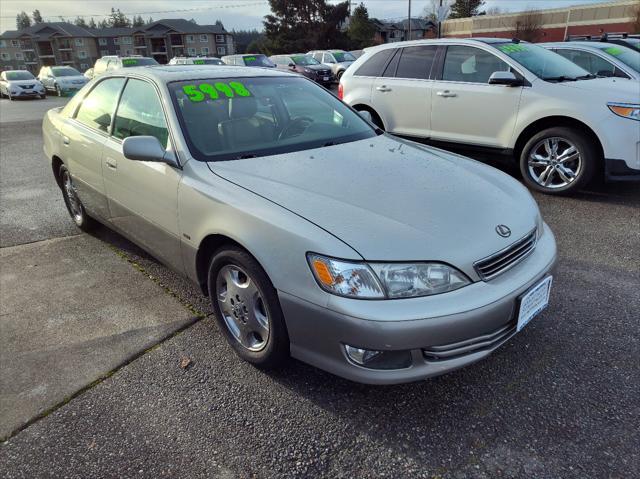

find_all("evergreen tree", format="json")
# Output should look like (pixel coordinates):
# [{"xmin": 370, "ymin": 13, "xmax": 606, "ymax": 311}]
[
  {"xmin": 97, "ymin": 19, "xmax": 109, "ymax": 29},
  {"xmin": 448, "ymin": 0, "xmax": 485, "ymax": 19},
  {"xmin": 347, "ymin": 3, "xmax": 375, "ymax": 49},
  {"xmin": 74, "ymin": 17, "xmax": 88, "ymax": 27},
  {"xmin": 108, "ymin": 8, "xmax": 131, "ymax": 28},
  {"xmin": 16, "ymin": 11, "xmax": 32, "ymax": 30},
  {"xmin": 88, "ymin": 18, "xmax": 97, "ymax": 28},
  {"xmin": 32, "ymin": 9, "xmax": 43, "ymax": 23},
  {"xmin": 132, "ymin": 15, "xmax": 145, "ymax": 27}
]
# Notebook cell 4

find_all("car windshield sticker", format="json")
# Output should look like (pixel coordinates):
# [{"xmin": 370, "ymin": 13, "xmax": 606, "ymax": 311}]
[
  {"xmin": 604, "ymin": 47, "xmax": 623, "ymax": 56},
  {"xmin": 244, "ymin": 56, "xmax": 256, "ymax": 61},
  {"xmin": 122, "ymin": 59, "xmax": 138, "ymax": 66},
  {"xmin": 182, "ymin": 81, "xmax": 252, "ymax": 102},
  {"xmin": 193, "ymin": 59, "xmax": 205, "ymax": 65},
  {"xmin": 499, "ymin": 44, "xmax": 528, "ymax": 54}
]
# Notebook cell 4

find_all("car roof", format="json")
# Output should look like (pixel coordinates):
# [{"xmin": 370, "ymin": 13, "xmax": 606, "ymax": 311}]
[
  {"xmin": 362, "ymin": 37, "xmax": 523, "ymax": 54},
  {"xmin": 539, "ymin": 41, "xmax": 627, "ymax": 49},
  {"xmin": 103, "ymin": 65, "xmax": 293, "ymax": 83}
]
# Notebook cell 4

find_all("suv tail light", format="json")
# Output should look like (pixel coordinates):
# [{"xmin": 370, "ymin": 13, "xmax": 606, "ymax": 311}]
[{"xmin": 338, "ymin": 83, "xmax": 344, "ymax": 100}]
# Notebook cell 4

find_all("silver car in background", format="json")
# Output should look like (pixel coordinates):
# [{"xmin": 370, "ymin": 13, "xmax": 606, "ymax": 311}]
[
  {"xmin": 308, "ymin": 49, "xmax": 357, "ymax": 80},
  {"xmin": 37, "ymin": 66, "xmax": 89, "ymax": 96},
  {"xmin": 42, "ymin": 66, "xmax": 556, "ymax": 384}
]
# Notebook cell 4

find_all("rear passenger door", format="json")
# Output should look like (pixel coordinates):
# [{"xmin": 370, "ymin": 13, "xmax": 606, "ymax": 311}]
[
  {"xmin": 429, "ymin": 45, "xmax": 523, "ymax": 148},
  {"xmin": 371, "ymin": 45, "xmax": 437, "ymax": 137},
  {"xmin": 101, "ymin": 78, "xmax": 184, "ymax": 273}
]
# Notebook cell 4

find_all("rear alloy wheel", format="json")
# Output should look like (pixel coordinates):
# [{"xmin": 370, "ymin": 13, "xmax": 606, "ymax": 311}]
[
  {"xmin": 59, "ymin": 164, "xmax": 96, "ymax": 232},
  {"xmin": 336, "ymin": 70, "xmax": 344, "ymax": 81},
  {"xmin": 208, "ymin": 247, "xmax": 289, "ymax": 369},
  {"xmin": 520, "ymin": 127, "xmax": 597, "ymax": 195}
]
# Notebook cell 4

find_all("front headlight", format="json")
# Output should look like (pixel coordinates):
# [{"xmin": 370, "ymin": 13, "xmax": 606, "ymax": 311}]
[
  {"xmin": 608, "ymin": 103, "xmax": 639, "ymax": 121},
  {"xmin": 308, "ymin": 254, "xmax": 470, "ymax": 299},
  {"xmin": 304, "ymin": 68, "xmax": 312, "ymax": 73}
]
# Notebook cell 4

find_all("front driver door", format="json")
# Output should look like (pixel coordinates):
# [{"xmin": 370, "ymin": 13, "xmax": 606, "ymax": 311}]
[
  {"xmin": 101, "ymin": 78, "xmax": 184, "ymax": 273},
  {"xmin": 430, "ymin": 45, "xmax": 523, "ymax": 148}
]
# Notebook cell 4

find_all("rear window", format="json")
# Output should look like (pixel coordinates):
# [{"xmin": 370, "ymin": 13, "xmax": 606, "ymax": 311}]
[
  {"xmin": 333, "ymin": 51, "xmax": 356, "ymax": 62},
  {"xmin": 193, "ymin": 58, "xmax": 223, "ymax": 65},
  {"xmin": 243, "ymin": 55, "xmax": 275, "ymax": 67},
  {"xmin": 354, "ymin": 49, "xmax": 394, "ymax": 77},
  {"xmin": 52, "ymin": 67, "xmax": 81, "ymax": 77},
  {"xmin": 122, "ymin": 58, "xmax": 159, "ymax": 67}
]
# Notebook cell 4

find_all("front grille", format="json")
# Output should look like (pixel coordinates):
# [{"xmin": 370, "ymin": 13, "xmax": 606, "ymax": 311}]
[
  {"xmin": 20, "ymin": 84, "xmax": 35, "ymax": 89},
  {"xmin": 423, "ymin": 320, "xmax": 516, "ymax": 361},
  {"xmin": 474, "ymin": 229, "xmax": 537, "ymax": 281}
]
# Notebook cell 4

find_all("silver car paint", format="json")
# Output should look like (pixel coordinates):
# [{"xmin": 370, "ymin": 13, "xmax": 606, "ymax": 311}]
[{"xmin": 43, "ymin": 66, "xmax": 557, "ymax": 384}]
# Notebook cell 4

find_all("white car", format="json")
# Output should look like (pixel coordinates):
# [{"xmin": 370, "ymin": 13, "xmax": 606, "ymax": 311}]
[
  {"xmin": 340, "ymin": 38, "xmax": 640, "ymax": 194},
  {"xmin": 0, "ymin": 70, "xmax": 46, "ymax": 100},
  {"xmin": 540, "ymin": 42, "xmax": 640, "ymax": 81},
  {"xmin": 168, "ymin": 56, "xmax": 224, "ymax": 65}
]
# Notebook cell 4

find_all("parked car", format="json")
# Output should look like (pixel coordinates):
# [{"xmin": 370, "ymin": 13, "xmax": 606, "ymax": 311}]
[
  {"xmin": 38, "ymin": 66, "xmax": 89, "ymax": 96},
  {"xmin": 567, "ymin": 33, "xmax": 640, "ymax": 52},
  {"xmin": 269, "ymin": 53, "xmax": 333, "ymax": 85},
  {"xmin": 221, "ymin": 54, "xmax": 276, "ymax": 68},
  {"xmin": 0, "ymin": 70, "xmax": 45, "ymax": 100},
  {"xmin": 341, "ymin": 38, "xmax": 640, "ymax": 194},
  {"xmin": 169, "ymin": 56, "xmax": 224, "ymax": 65},
  {"xmin": 540, "ymin": 42, "xmax": 640, "ymax": 80},
  {"xmin": 308, "ymin": 50, "xmax": 357, "ymax": 80},
  {"xmin": 84, "ymin": 68, "xmax": 94, "ymax": 80},
  {"xmin": 43, "ymin": 65, "xmax": 557, "ymax": 384},
  {"xmin": 91, "ymin": 55, "xmax": 159, "ymax": 78}
]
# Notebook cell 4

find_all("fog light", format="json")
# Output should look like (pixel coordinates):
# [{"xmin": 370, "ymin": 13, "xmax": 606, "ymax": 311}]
[{"xmin": 344, "ymin": 345, "xmax": 412, "ymax": 370}]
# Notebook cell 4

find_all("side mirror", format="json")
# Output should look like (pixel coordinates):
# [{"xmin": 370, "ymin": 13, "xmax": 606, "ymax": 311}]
[
  {"xmin": 357, "ymin": 110, "xmax": 373, "ymax": 123},
  {"xmin": 288, "ymin": 63, "xmax": 295, "ymax": 68},
  {"xmin": 488, "ymin": 71, "xmax": 522, "ymax": 86},
  {"xmin": 122, "ymin": 136, "xmax": 178, "ymax": 167}
]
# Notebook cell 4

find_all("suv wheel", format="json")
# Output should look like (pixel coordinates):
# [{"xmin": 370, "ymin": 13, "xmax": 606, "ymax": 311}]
[
  {"xmin": 519, "ymin": 127, "xmax": 598, "ymax": 195},
  {"xmin": 208, "ymin": 247, "xmax": 289, "ymax": 369},
  {"xmin": 336, "ymin": 70, "xmax": 345, "ymax": 81}
]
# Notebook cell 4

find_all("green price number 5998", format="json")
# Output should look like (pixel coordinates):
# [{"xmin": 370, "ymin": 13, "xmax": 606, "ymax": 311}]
[{"xmin": 182, "ymin": 81, "xmax": 252, "ymax": 102}]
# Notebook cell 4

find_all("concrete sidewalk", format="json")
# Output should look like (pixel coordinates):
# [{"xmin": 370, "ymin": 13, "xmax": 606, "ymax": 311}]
[{"xmin": 0, "ymin": 234, "xmax": 198, "ymax": 439}]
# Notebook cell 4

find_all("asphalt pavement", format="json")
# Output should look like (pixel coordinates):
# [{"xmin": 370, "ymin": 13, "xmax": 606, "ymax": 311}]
[{"xmin": 0, "ymin": 94, "xmax": 639, "ymax": 478}]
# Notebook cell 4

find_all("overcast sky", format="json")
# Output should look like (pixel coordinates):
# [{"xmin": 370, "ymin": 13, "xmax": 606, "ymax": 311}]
[{"xmin": 0, "ymin": 0, "xmax": 613, "ymax": 33}]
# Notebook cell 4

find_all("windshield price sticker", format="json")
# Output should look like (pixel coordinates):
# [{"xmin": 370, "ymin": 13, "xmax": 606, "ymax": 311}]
[
  {"xmin": 122, "ymin": 59, "xmax": 138, "ymax": 66},
  {"xmin": 499, "ymin": 44, "xmax": 528, "ymax": 54},
  {"xmin": 182, "ymin": 81, "xmax": 252, "ymax": 102},
  {"xmin": 193, "ymin": 59, "xmax": 205, "ymax": 65},
  {"xmin": 604, "ymin": 47, "xmax": 623, "ymax": 56}
]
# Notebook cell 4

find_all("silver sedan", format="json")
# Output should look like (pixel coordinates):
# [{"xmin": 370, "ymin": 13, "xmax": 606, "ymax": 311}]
[{"xmin": 42, "ymin": 66, "xmax": 557, "ymax": 384}]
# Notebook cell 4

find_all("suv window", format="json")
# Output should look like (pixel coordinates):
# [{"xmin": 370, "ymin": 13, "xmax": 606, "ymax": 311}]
[
  {"xmin": 113, "ymin": 79, "xmax": 169, "ymax": 147},
  {"xmin": 322, "ymin": 53, "xmax": 335, "ymax": 63},
  {"xmin": 312, "ymin": 52, "xmax": 323, "ymax": 62},
  {"xmin": 75, "ymin": 78, "xmax": 126, "ymax": 133},
  {"xmin": 354, "ymin": 49, "xmax": 394, "ymax": 77},
  {"xmin": 554, "ymin": 49, "xmax": 617, "ymax": 77},
  {"xmin": 382, "ymin": 49, "xmax": 401, "ymax": 77},
  {"xmin": 395, "ymin": 46, "xmax": 437, "ymax": 79},
  {"xmin": 442, "ymin": 46, "xmax": 509, "ymax": 83}
]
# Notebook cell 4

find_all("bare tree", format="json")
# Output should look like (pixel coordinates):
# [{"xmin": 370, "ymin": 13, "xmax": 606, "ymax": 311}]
[
  {"xmin": 485, "ymin": 6, "xmax": 508, "ymax": 16},
  {"xmin": 633, "ymin": 4, "xmax": 640, "ymax": 33},
  {"xmin": 512, "ymin": 9, "xmax": 543, "ymax": 42},
  {"xmin": 422, "ymin": 0, "xmax": 453, "ymax": 22}
]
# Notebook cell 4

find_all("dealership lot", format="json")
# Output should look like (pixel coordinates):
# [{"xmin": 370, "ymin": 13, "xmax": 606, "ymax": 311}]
[{"xmin": 0, "ymin": 95, "xmax": 638, "ymax": 478}]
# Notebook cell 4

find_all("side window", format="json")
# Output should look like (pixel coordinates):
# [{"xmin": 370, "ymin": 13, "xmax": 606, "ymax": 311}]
[
  {"xmin": 75, "ymin": 78, "xmax": 125, "ymax": 133},
  {"xmin": 442, "ymin": 46, "xmax": 509, "ymax": 83},
  {"xmin": 113, "ymin": 79, "xmax": 169, "ymax": 147},
  {"xmin": 395, "ymin": 46, "xmax": 437, "ymax": 79},
  {"xmin": 354, "ymin": 49, "xmax": 394, "ymax": 77},
  {"xmin": 313, "ymin": 52, "xmax": 323, "ymax": 62},
  {"xmin": 323, "ymin": 53, "xmax": 334, "ymax": 63},
  {"xmin": 555, "ymin": 49, "xmax": 615, "ymax": 76}
]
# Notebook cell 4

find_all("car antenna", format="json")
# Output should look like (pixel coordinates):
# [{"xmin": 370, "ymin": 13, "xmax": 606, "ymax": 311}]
[{"xmin": 512, "ymin": 38, "xmax": 521, "ymax": 44}]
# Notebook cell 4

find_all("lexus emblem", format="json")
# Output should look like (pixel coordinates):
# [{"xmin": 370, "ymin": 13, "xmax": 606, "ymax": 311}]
[{"xmin": 496, "ymin": 225, "xmax": 511, "ymax": 238}]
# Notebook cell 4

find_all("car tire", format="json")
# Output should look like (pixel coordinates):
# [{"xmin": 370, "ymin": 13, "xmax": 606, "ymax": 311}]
[
  {"xmin": 207, "ymin": 246, "xmax": 289, "ymax": 369},
  {"xmin": 519, "ymin": 127, "xmax": 598, "ymax": 195},
  {"xmin": 336, "ymin": 70, "xmax": 344, "ymax": 81},
  {"xmin": 55, "ymin": 84, "xmax": 62, "ymax": 97},
  {"xmin": 59, "ymin": 164, "xmax": 96, "ymax": 232},
  {"xmin": 7, "ymin": 92, "xmax": 13, "ymax": 101}
]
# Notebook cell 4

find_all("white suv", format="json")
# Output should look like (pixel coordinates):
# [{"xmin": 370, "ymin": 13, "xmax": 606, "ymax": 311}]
[{"xmin": 340, "ymin": 38, "xmax": 640, "ymax": 194}]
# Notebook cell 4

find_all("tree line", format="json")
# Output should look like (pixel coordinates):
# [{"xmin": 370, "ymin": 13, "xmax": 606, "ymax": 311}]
[{"xmin": 16, "ymin": 8, "xmax": 154, "ymax": 30}]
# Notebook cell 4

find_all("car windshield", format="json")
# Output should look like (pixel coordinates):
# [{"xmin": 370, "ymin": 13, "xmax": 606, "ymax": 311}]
[
  {"xmin": 122, "ymin": 58, "xmax": 159, "ymax": 67},
  {"xmin": 243, "ymin": 55, "xmax": 275, "ymax": 67},
  {"xmin": 292, "ymin": 55, "xmax": 319, "ymax": 66},
  {"xmin": 52, "ymin": 67, "xmax": 81, "ymax": 77},
  {"xmin": 594, "ymin": 44, "xmax": 640, "ymax": 72},
  {"xmin": 5, "ymin": 71, "xmax": 35, "ymax": 80},
  {"xmin": 494, "ymin": 42, "xmax": 592, "ymax": 81},
  {"xmin": 333, "ymin": 51, "xmax": 356, "ymax": 62},
  {"xmin": 193, "ymin": 58, "xmax": 223, "ymax": 65},
  {"xmin": 170, "ymin": 76, "xmax": 377, "ymax": 162}
]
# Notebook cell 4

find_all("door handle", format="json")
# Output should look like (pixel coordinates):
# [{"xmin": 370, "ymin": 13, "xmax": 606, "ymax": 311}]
[
  {"xmin": 437, "ymin": 90, "xmax": 457, "ymax": 98},
  {"xmin": 62, "ymin": 135, "xmax": 70, "ymax": 145},
  {"xmin": 105, "ymin": 158, "xmax": 117, "ymax": 170},
  {"xmin": 376, "ymin": 85, "xmax": 392, "ymax": 92}
]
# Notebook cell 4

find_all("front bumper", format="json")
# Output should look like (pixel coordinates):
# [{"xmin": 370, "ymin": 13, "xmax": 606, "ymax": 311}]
[
  {"xmin": 11, "ymin": 89, "xmax": 44, "ymax": 98},
  {"xmin": 280, "ymin": 224, "xmax": 557, "ymax": 385},
  {"xmin": 598, "ymin": 113, "xmax": 640, "ymax": 178}
]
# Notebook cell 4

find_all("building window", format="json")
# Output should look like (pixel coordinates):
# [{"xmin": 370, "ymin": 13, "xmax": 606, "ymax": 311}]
[
  {"xmin": 0, "ymin": 53, "xmax": 9, "ymax": 60},
  {"xmin": 114, "ymin": 38, "xmax": 120, "ymax": 45},
  {"xmin": 98, "ymin": 38, "xmax": 107, "ymax": 46},
  {"xmin": 78, "ymin": 51, "xmax": 88, "ymax": 59},
  {"xmin": 215, "ymin": 34, "xmax": 225, "ymax": 43},
  {"xmin": 187, "ymin": 47, "xmax": 196, "ymax": 56},
  {"xmin": 15, "ymin": 52, "xmax": 24, "ymax": 60},
  {"xmin": 186, "ymin": 35, "xmax": 195, "ymax": 43},
  {"xmin": 201, "ymin": 47, "xmax": 209, "ymax": 55},
  {"xmin": 217, "ymin": 46, "xmax": 225, "ymax": 56},
  {"xmin": 80, "ymin": 63, "xmax": 89, "ymax": 70},
  {"xmin": 11, "ymin": 40, "xmax": 19, "ymax": 47},
  {"xmin": 199, "ymin": 34, "xmax": 208, "ymax": 42},
  {"xmin": 100, "ymin": 49, "xmax": 109, "ymax": 56},
  {"xmin": 121, "ymin": 37, "xmax": 132, "ymax": 44},
  {"xmin": 75, "ymin": 38, "xmax": 84, "ymax": 46},
  {"xmin": 0, "ymin": 40, "xmax": 6, "ymax": 48}
]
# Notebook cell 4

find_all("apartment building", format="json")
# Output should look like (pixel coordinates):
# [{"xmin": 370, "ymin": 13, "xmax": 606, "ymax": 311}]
[{"xmin": 0, "ymin": 18, "xmax": 235, "ymax": 73}]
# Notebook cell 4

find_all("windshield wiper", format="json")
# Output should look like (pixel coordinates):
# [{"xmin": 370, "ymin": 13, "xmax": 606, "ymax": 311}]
[
  {"xmin": 575, "ymin": 74, "xmax": 597, "ymax": 80},
  {"xmin": 542, "ymin": 75, "xmax": 578, "ymax": 82},
  {"xmin": 234, "ymin": 154, "xmax": 258, "ymax": 160}
]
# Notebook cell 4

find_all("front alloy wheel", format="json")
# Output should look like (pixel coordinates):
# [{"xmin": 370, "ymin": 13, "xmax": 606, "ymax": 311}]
[{"xmin": 59, "ymin": 165, "xmax": 95, "ymax": 231}]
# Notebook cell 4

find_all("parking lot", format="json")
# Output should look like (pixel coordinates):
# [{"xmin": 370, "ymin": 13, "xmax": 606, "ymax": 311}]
[{"xmin": 0, "ymin": 94, "xmax": 638, "ymax": 478}]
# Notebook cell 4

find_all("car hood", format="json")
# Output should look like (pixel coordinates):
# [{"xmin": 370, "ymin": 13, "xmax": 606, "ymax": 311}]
[
  {"xmin": 545, "ymin": 77, "xmax": 640, "ymax": 102},
  {"xmin": 207, "ymin": 135, "xmax": 539, "ymax": 270},
  {"xmin": 56, "ymin": 75, "xmax": 87, "ymax": 83}
]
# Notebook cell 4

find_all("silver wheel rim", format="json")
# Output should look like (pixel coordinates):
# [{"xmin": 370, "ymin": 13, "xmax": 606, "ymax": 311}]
[
  {"xmin": 216, "ymin": 265, "xmax": 270, "ymax": 352},
  {"xmin": 62, "ymin": 171, "xmax": 83, "ymax": 223},
  {"xmin": 528, "ymin": 137, "xmax": 581, "ymax": 189}
]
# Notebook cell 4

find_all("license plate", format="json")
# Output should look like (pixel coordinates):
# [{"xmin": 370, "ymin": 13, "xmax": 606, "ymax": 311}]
[
  {"xmin": 517, "ymin": 276, "xmax": 552, "ymax": 332},
  {"xmin": 323, "ymin": 76, "xmax": 330, "ymax": 81}
]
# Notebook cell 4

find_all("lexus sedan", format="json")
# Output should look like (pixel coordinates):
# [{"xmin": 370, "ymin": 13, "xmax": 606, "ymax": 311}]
[{"xmin": 43, "ymin": 66, "xmax": 557, "ymax": 384}]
